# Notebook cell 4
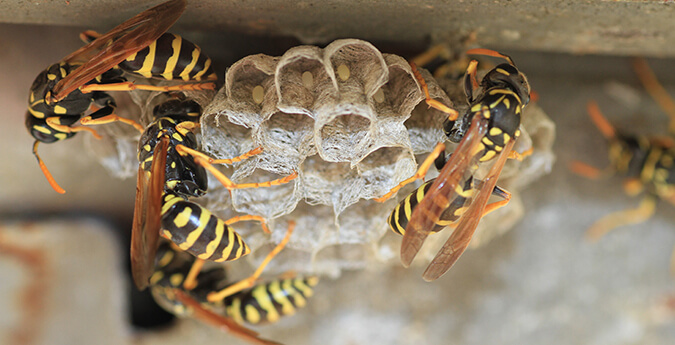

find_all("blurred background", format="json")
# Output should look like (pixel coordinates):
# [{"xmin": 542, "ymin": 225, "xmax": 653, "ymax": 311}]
[{"xmin": 2, "ymin": 1, "xmax": 675, "ymax": 344}]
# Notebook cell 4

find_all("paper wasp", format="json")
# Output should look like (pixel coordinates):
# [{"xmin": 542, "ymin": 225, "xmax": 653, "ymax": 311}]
[
  {"xmin": 571, "ymin": 59, "xmax": 675, "ymax": 258},
  {"xmin": 376, "ymin": 48, "xmax": 531, "ymax": 281},
  {"xmin": 149, "ymin": 229, "xmax": 318, "ymax": 345},
  {"xmin": 25, "ymin": 0, "xmax": 216, "ymax": 194},
  {"xmin": 131, "ymin": 97, "xmax": 297, "ymax": 291}
]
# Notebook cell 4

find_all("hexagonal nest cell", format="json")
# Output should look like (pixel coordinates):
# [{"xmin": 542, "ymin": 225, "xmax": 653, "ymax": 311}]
[
  {"xmin": 199, "ymin": 39, "xmax": 555, "ymax": 277},
  {"xmin": 89, "ymin": 38, "xmax": 555, "ymax": 279}
]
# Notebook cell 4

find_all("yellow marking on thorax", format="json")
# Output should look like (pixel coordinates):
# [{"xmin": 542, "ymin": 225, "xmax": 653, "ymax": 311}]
[
  {"xmin": 53, "ymin": 105, "xmax": 67, "ymax": 114},
  {"xmin": 149, "ymin": 272, "xmax": 164, "ymax": 285},
  {"xmin": 489, "ymin": 127, "xmax": 503, "ymax": 136},
  {"xmin": 169, "ymin": 273, "xmax": 185, "ymax": 287},
  {"xmin": 179, "ymin": 49, "xmax": 200, "ymax": 81},
  {"xmin": 136, "ymin": 42, "xmax": 157, "ymax": 78},
  {"xmin": 253, "ymin": 285, "xmax": 279, "ymax": 323},
  {"xmin": 495, "ymin": 68, "xmax": 510, "ymax": 75},
  {"xmin": 490, "ymin": 95, "xmax": 506, "ymax": 109},
  {"xmin": 157, "ymin": 250, "xmax": 174, "ymax": 268},
  {"xmin": 28, "ymin": 107, "xmax": 45, "ymax": 119},
  {"xmin": 455, "ymin": 184, "xmax": 474, "ymax": 198},
  {"xmin": 161, "ymin": 35, "xmax": 182, "ymax": 80},
  {"xmin": 33, "ymin": 126, "xmax": 52, "ymax": 135},
  {"xmin": 47, "ymin": 73, "xmax": 57, "ymax": 80}
]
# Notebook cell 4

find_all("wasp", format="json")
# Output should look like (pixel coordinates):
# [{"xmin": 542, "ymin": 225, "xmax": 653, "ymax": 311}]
[
  {"xmin": 131, "ymin": 97, "xmax": 298, "ymax": 291},
  {"xmin": 571, "ymin": 59, "xmax": 675, "ymax": 260},
  {"xmin": 376, "ymin": 48, "xmax": 531, "ymax": 281},
  {"xmin": 25, "ymin": 0, "xmax": 217, "ymax": 194},
  {"xmin": 149, "ymin": 225, "xmax": 318, "ymax": 344}
]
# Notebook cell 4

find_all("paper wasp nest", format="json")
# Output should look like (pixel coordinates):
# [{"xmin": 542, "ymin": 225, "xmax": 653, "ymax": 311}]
[
  {"xmin": 87, "ymin": 39, "xmax": 554, "ymax": 278},
  {"xmin": 198, "ymin": 39, "xmax": 555, "ymax": 277}
]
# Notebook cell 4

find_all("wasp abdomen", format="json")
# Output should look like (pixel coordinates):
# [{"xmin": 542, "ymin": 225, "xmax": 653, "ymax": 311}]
[
  {"xmin": 160, "ymin": 194, "xmax": 250, "ymax": 262},
  {"xmin": 119, "ymin": 33, "xmax": 216, "ymax": 82},
  {"xmin": 225, "ymin": 277, "xmax": 319, "ymax": 325}
]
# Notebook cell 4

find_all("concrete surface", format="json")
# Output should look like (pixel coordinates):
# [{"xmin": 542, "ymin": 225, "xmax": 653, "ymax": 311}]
[
  {"xmin": 2, "ymin": 1, "xmax": 675, "ymax": 57},
  {"xmin": 2, "ymin": 3, "xmax": 675, "ymax": 345}
]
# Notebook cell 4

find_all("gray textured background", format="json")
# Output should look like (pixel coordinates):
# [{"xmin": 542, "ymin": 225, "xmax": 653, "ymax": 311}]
[{"xmin": 2, "ymin": 1, "xmax": 675, "ymax": 344}]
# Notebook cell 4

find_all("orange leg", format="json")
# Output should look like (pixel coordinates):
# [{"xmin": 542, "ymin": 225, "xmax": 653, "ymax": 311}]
[
  {"xmin": 374, "ymin": 142, "xmax": 446, "ymax": 202},
  {"xmin": 79, "ymin": 81, "xmax": 216, "ymax": 94},
  {"xmin": 46, "ymin": 117, "xmax": 102, "ymax": 139},
  {"xmin": 465, "ymin": 48, "xmax": 516, "ymax": 66},
  {"xmin": 225, "ymin": 215, "xmax": 270, "ymax": 234},
  {"xmin": 587, "ymin": 101, "xmax": 616, "ymax": 139},
  {"xmin": 585, "ymin": 196, "xmax": 657, "ymax": 241},
  {"xmin": 507, "ymin": 147, "xmax": 533, "ymax": 161},
  {"xmin": 206, "ymin": 221, "xmax": 296, "ymax": 303},
  {"xmin": 569, "ymin": 161, "xmax": 607, "ymax": 180},
  {"xmin": 79, "ymin": 113, "xmax": 144, "ymax": 133},
  {"xmin": 175, "ymin": 145, "xmax": 297, "ymax": 190},
  {"xmin": 409, "ymin": 62, "xmax": 459, "ymax": 121}
]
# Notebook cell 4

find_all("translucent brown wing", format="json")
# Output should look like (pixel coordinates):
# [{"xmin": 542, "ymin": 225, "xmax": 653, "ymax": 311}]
[
  {"xmin": 174, "ymin": 291, "xmax": 283, "ymax": 345},
  {"xmin": 400, "ymin": 114, "xmax": 488, "ymax": 267},
  {"xmin": 422, "ymin": 138, "xmax": 516, "ymax": 281},
  {"xmin": 52, "ymin": 0, "xmax": 187, "ymax": 101},
  {"xmin": 131, "ymin": 136, "xmax": 169, "ymax": 290}
]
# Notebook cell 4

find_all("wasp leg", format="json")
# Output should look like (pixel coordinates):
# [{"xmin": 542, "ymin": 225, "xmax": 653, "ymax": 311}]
[
  {"xmin": 632, "ymin": 58, "xmax": 675, "ymax": 134},
  {"xmin": 206, "ymin": 221, "xmax": 295, "ymax": 303},
  {"xmin": 587, "ymin": 101, "xmax": 616, "ymax": 139},
  {"xmin": 182, "ymin": 258, "xmax": 206, "ymax": 291},
  {"xmin": 79, "ymin": 81, "xmax": 216, "ymax": 93},
  {"xmin": 569, "ymin": 161, "xmax": 609, "ymax": 180},
  {"xmin": 79, "ymin": 93, "xmax": 144, "ymax": 133},
  {"xmin": 482, "ymin": 185, "xmax": 511, "ymax": 216},
  {"xmin": 224, "ymin": 215, "xmax": 270, "ymax": 234},
  {"xmin": 410, "ymin": 44, "xmax": 448, "ymax": 68},
  {"xmin": 410, "ymin": 62, "xmax": 459, "ymax": 121},
  {"xmin": 507, "ymin": 147, "xmax": 533, "ymax": 161},
  {"xmin": 175, "ymin": 145, "xmax": 298, "ymax": 190},
  {"xmin": 211, "ymin": 147, "xmax": 264, "ymax": 165},
  {"xmin": 45, "ymin": 116, "xmax": 102, "ymax": 139},
  {"xmin": 585, "ymin": 196, "xmax": 657, "ymax": 241},
  {"xmin": 374, "ymin": 142, "xmax": 446, "ymax": 202}
]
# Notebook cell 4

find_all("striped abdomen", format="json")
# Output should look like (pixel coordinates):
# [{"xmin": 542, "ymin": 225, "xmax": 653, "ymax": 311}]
[
  {"xmin": 119, "ymin": 33, "xmax": 216, "ymax": 82},
  {"xmin": 387, "ymin": 178, "xmax": 475, "ymax": 236},
  {"xmin": 225, "ymin": 277, "xmax": 319, "ymax": 325},
  {"xmin": 160, "ymin": 193, "xmax": 250, "ymax": 262}
]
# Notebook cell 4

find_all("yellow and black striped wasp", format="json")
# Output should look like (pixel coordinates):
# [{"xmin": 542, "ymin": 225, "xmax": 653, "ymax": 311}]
[
  {"xmin": 376, "ymin": 48, "xmax": 531, "ymax": 281},
  {"xmin": 25, "ymin": 0, "xmax": 216, "ymax": 194},
  {"xmin": 130, "ymin": 97, "xmax": 297, "ymax": 291},
  {"xmin": 148, "ymin": 225, "xmax": 318, "ymax": 345},
  {"xmin": 571, "ymin": 59, "xmax": 675, "ymax": 267}
]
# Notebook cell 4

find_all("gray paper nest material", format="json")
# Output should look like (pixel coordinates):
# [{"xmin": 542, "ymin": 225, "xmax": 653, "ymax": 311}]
[{"xmin": 198, "ymin": 39, "xmax": 556, "ymax": 277}]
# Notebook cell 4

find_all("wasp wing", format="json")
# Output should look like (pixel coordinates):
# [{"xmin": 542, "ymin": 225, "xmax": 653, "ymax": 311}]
[
  {"xmin": 131, "ymin": 136, "xmax": 169, "ymax": 290},
  {"xmin": 401, "ymin": 114, "xmax": 488, "ymax": 267},
  {"xmin": 174, "ymin": 290, "xmax": 283, "ymax": 345},
  {"xmin": 422, "ymin": 138, "xmax": 515, "ymax": 281},
  {"xmin": 53, "ymin": 0, "xmax": 186, "ymax": 100}
]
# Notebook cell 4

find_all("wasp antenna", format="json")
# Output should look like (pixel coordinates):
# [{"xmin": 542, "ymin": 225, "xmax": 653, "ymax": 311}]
[
  {"xmin": 632, "ymin": 57, "xmax": 675, "ymax": 129},
  {"xmin": 465, "ymin": 48, "xmax": 515, "ymax": 66},
  {"xmin": 586, "ymin": 101, "xmax": 616, "ymax": 139},
  {"xmin": 32, "ymin": 141, "xmax": 66, "ymax": 194}
]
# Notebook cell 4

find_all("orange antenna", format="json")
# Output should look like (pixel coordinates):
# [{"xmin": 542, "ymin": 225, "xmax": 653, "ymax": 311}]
[
  {"xmin": 586, "ymin": 101, "xmax": 616, "ymax": 140},
  {"xmin": 465, "ymin": 48, "xmax": 515, "ymax": 66},
  {"xmin": 33, "ymin": 141, "xmax": 66, "ymax": 194}
]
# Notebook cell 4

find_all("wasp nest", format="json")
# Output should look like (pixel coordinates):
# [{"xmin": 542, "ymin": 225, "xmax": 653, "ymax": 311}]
[{"xmin": 199, "ymin": 39, "xmax": 555, "ymax": 277}]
